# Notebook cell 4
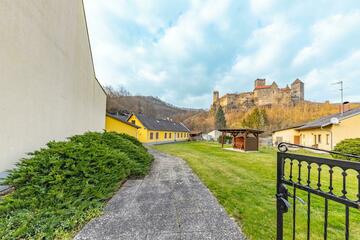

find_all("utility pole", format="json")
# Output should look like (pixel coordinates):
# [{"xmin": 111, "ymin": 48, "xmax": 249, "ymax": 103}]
[{"xmin": 333, "ymin": 81, "xmax": 344, "ymax": 115}]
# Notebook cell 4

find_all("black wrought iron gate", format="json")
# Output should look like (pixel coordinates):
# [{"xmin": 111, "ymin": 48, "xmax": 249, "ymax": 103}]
[{"xmin": 276, "ymin": 143, "xmax": 360, "ymax": 240}]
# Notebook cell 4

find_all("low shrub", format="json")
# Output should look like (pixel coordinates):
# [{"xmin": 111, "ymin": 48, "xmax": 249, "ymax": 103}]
[
  {"xmin": 118, "ymin": 133, "xmax": 146, "ymax": 149},
  {"xmin": 331, "ymin": 138, "xmax": 360, "ymax": 162},
  {"xmin": 69, "ymin": 132, "xmax": 153, "ymax": 176},
  {"xmin": 0, "ymin": 132, "xmax": 153, "ymax": 239}
]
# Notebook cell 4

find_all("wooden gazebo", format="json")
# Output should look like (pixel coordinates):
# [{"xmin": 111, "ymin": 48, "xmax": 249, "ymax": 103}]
[{"xmin": 218, "ymin": 128, "xmax": 264, "ymax": 151}]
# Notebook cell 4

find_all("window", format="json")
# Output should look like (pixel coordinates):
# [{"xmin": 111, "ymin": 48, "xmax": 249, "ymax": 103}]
[
  {"xmin": 177, "ymin": 133, "xmax": 180, "ymax": 138},
  {"xmin": 318, "ymin": 134, "xmax": 321, "ymax": 144},
  {"xmin": 156, "ymin": 132, "xmax": 159, "ymax": 139},
  {"xmin": 326, "ymin": 134, "xmax": 330, "ymax": 145},
  {"xmin": 164, "ymin": 133, "xmax": 167, "ymax": 139},
  {"xmin": 169, "ymin": 133, "xmax": 172, "ymax": 138},
  {"xmin": 150, "ymin": 132, "xmax": 154, "ymax": 140},
  {"xmin": 314, "ymin": 135, "xmax": 317, "ymax": 144},
  {"xmin": 181, "ymin": 133, "xmax": 183, "ymax": 138},
  {"xmin": 131, "ymin": 120, "xmax": 136, "ymax": 125}
]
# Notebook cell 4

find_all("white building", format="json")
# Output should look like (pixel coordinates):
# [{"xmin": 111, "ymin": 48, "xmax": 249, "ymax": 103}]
[
  {"xmin": 0, "ymin": 0, "xmax": 106, "ymax": 171},
  {"xmin": 207, "ymin": 130, "xmax": 222, "ymax": 141}
]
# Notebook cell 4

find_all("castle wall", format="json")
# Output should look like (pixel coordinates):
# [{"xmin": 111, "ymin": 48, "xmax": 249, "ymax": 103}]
[
  {"xmin": 212, "ymin": 79, "xmax": 304, "ymax": 111},
  {"xmin": 254, "ymin": 88, "xmax": 274, "ymax": 106}
]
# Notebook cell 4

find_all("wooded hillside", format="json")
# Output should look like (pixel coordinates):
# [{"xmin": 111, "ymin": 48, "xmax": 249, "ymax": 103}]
[
  {"xmin": 104, "ymin": 86, "xmax": 359, "ymax": 134},
  {"xmin": 185, "ymin": 102, "xmax": 360, "ymax": 134},
  {"xmin": 105, "ymin": 86, "xmax": 204, "ymax": 122}
]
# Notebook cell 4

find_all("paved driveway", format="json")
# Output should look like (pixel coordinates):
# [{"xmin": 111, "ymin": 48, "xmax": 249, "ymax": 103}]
[{"xmin": 75, "ymin": 149, "xmax": 245, "ymax": 240}]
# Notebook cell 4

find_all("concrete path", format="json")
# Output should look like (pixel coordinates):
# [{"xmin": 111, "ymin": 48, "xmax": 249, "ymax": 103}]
[{"xmin": 75, "ymin": 149, "xmax": 245, "ymax": 240}]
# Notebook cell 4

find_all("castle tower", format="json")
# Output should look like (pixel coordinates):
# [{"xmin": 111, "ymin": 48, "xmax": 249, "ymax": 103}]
[
  {"xmin": 213, "ymin": 91, "xmax": 219, "ymax": 104},
  {"xmin": 271, "ymin": 81, "xmax": 278, "ymax": 89},
  {"xmin": 254, "ymin": 78, "xmax": 266, "ymax": 88},
  {"xmin": 291, "ymin": 79, "xmax": 304, "ymax": 103}
]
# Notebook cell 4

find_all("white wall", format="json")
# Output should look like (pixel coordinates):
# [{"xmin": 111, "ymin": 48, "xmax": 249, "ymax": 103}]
[{"xmin": 0, "ymin": 0, "xmax": 106, "ymax": 171}]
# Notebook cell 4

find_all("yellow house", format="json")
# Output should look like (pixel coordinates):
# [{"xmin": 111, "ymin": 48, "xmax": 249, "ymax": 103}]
[
  {"xmin": 105, "ymin": 113, "xmax": 140, "ymax": 138},
  {"xmin": 272, "ymin": 125, "xmax": 303, "ymax": 146},
  {"xmin": 272, "ymin": 108, "xmax": 360, "ymax": 150},
  {"xmin": 127, "ymin": 113, "xmax": 190, "ymax": 143}
]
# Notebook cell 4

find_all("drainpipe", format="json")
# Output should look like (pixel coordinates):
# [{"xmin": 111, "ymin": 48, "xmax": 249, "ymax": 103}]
[{"xmin": 320, "ymin": 125, "xmax": 333, "ymax": 150}]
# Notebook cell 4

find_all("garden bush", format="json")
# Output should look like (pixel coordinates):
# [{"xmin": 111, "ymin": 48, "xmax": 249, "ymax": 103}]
[
  {"xmin": 217, "ymin": 135, "xmax": 233, "ymax": 144},
  {"xmin": 69, "ymin": 132, "xmax": 153, "ymax": 176},
  {"xmin": 118, "ymin": 133, "xmax": 146, "ymax": 149},
  {"xmin": 0, "ymin": 132, "xmax": 153, "ymax": 239},
  {"xmin": 331, "ymin": 138, "xmax": 360, "ymax": 162}
]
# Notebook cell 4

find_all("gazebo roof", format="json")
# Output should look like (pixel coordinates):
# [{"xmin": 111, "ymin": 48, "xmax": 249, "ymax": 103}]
[{"xmin": 217, "ymin": 128, "xmax": 264, "ymax": 134}]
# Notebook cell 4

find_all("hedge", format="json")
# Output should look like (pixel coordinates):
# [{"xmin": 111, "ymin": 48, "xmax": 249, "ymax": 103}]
[
  {"xmin": 0, "ymin": 132, "xmax": 153, "ymax": 239},
  {"xmin": 332, "ymin": 138, "xmax": 360, "ymax": 162},
  {"xmin": 218, "ymin": 135, "xmax": 233, "ymax": 144}
]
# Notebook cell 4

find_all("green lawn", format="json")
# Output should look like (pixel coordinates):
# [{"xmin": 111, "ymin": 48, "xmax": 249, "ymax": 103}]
[{"xmin": 153, "ymin": 141, "xmax": 360, "ymax": 240}]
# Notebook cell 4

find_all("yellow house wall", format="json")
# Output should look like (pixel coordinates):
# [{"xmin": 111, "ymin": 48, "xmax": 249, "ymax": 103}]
[
  {"xmin": 272, "ymin": 114, "xmax": 360, "ymax": 151},
  {"xmin": 297, "ymin": 127, "xmax": 332, "ymax": 150},
  {"xmin": 298, "ymin": 114, "xmax": 360, "ymax": 150},
  {"xmin": 272, "ymin": 128, "xmax": 299, "ymax": 145},
  {"xmin": 128, "ymin": 115, "xmax": 147, "ymax": 142},
  {"xmin": 145, "ymin": 130, "xmax": 189, "ymax": 143},
  {"xmin": 332, "ymin": 114, "xmax": 360, "ymax": 147},
  {"xmin": 127, "ymin": 115, "xmax": 189, "ymax": 143},
  {"xmin": 105, "ymin": 116, "xmax": 138, "ymax": 138}
]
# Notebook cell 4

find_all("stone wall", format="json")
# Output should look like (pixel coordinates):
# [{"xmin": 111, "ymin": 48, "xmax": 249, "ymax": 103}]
[{"xmin": 212, "ymin": 79, "xmax": 304, "ymax": 112}]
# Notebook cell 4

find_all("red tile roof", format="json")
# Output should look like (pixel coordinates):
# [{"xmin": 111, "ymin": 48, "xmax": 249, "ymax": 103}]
[{"xmin": 254, "ymin": 85, "xmax": 271, "ymax": 89}]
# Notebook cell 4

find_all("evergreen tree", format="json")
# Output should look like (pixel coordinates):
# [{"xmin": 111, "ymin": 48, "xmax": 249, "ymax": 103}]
[
  {"xmin": 215, "ymin": 106, "xmax": 227, "ymax": 129},
  {"xmin": 241, "ymin": 107, "xmax": 267, "ymax": 129}
]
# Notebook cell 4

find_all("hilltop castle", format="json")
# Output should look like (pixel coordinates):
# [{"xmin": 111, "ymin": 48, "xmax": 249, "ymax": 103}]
[{"xmin": 212, "ymin": 78, "xmax": 304, "ymax": 111}]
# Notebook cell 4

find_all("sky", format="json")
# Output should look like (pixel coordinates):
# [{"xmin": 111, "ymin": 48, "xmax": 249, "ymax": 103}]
[{"xmin": 84, "ymin": 0, "xmax": 360, "ymax": 109}]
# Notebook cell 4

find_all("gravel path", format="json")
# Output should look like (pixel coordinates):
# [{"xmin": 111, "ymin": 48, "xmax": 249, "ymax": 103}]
[{"xmin": 75, "ymin": 149, "xmax": 245, "ymax": 240}]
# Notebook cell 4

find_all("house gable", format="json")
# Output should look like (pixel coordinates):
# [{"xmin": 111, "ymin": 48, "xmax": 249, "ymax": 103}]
[{"xmin": 127, "ymin": 114, "xmax": 146, "ymax": 129}]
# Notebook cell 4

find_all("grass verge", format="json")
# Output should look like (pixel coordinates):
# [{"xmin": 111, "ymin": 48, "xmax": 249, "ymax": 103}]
[{"xmin": 153, "ymin": 141, "xmax": 360, "ymax": 240}]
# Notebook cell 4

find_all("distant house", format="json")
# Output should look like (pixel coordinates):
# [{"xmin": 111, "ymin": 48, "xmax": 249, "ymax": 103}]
[
  {"xmin": 126, "ymin": 113, "xmax": 190, "ymax": 143},
  {"xmin": 207, "ymin": 130, "xmax": 222, "ymax": 141},
  {"xmin": 202, "ymin": 134, "xmax": 212, "ymax": 141},
  {"xmin": 272, "ymin": 108, "xmax": 360, "ymax": 150},
  {"xmin": 105, "ymin": 113, "xmax": 140, "ymax": 138},
  {"xmin": 190, "ymin": 132, "xmax": 203, "ymax": 141},
  {"xmin": 272, "ymin": 125, "xmax": 304, "ymax": 146}
]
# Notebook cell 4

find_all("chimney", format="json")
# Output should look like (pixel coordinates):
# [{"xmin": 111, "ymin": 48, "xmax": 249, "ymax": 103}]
[{"xmin": 343, "ymin": 101, "xmax": 350, "ymax": 112}]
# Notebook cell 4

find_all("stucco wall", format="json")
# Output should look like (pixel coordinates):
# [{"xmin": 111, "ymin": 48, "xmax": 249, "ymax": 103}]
[
  {"xmin": 297, "ymin": 128, "xmax": 332, "ymax": 150},
  {"xmin": 105, "ymin": 116, "xmax": 138, "ymax": 138},
  {"xmin": 332, "ymin": 114, "xmax": 360, "ymax": 147},
  {"xmin": 0, "ymin": 0, "xmax": 106, "ymax": 171},
  {"xmin": 296, "ymin": 114, "xmax": 360, "ymax": 151},
  {"xmin": 272, "ymin": 128, "xmax": 299, "ymax": 146},
  {"xmin": 127, "ymin": 115, "xmax": 189, "ymax": 143}
]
